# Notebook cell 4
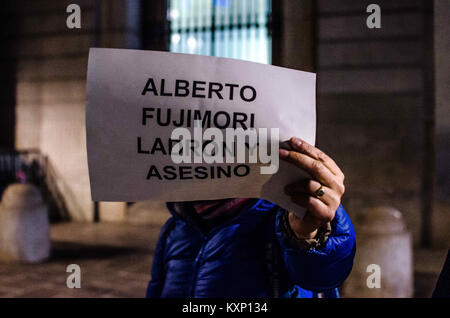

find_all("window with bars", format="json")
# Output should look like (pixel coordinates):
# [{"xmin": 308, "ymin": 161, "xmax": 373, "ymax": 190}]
[{"xmin": 168, "ymin": 0, "xmax": 272, "ymax": 64}]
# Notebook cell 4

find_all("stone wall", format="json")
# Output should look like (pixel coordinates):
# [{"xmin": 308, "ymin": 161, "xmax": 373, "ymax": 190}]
[
  {"xmin": 315, "ymin": 0, "xmax": 449, "ymax": 246},
  {"xmin": 435, "ymin": 0, "xmax": 450, "ymax": 202},
  {"xmin": 3, "ymin": 0, "xmax": 141, "ymax": 221}
]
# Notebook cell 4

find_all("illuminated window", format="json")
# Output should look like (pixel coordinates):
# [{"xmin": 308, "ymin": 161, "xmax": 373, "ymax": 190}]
[{"xmin": 168, "ymin": 0, "xmax": 272, "ymax": 64}]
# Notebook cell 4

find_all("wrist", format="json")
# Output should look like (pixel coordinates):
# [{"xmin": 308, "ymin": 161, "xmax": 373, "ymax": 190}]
[
  {"xmin": 281, "ymin": 212, "xmax": 331, "ymax": 251},
  {"xmin": 288, "ymin": 212, "xmax": 318, "ymax": 239}
]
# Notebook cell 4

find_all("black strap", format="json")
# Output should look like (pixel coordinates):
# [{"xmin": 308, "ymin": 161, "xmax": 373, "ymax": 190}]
[{"xmin": 264, "ymin": 208, "xmax": 281, "ymax": 298}]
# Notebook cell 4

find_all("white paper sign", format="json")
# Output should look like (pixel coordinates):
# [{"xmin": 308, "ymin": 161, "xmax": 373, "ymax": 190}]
[{"xmin": 86, "ymin": 48, "xmax": 316, "ymax": 217}]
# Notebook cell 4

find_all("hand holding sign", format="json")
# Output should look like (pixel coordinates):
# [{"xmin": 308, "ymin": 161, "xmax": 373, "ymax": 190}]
[{"xmin": 281, "ymin": 137, "xmax": 346, "ymax": 238}]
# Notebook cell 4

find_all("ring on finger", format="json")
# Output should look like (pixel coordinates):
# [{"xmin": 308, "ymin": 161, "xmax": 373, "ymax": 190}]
[{"xmin": 314, "ymin": 185, "xmax": 326, "ymax": 198}]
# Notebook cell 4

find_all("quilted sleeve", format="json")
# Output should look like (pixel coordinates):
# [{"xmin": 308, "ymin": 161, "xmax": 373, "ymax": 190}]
[{"xmin": 275, "ymin": 204, "xmax": 356, "ymax": 292}]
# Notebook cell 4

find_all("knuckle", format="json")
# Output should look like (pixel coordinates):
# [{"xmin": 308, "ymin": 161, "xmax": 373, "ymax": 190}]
[
  {"xmin": 297, "ymin": 141, "xmax": 307, "ymax": 151},
  {"xmin": 288, "ymin": 151, "xmax": 300, "ymax": 162},
  {"xmin": 317, "ymin": 151, "xmax": 327, "ymax": 163},
  {"xmin": 301, "ymin": 141, "xmax": 310, "ymax": 151},
  {"xmin": 311, "ymin": 161, "xmax": 324, "ymax": 175},
  {"xmin": 330, "ymin": 191, "xmax": 341, "ymax": 204},
  {"xmin": 341, "ymin": 183, "xmax": 346, "ymax": 194}
]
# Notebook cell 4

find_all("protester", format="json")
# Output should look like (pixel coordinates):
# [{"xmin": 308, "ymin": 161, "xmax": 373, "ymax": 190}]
[
  {"xmin": 147, "ymin": 137, "xmax": 356, "ymax": 298},
  {"xmin": 433, "ymin": 249, "xmax": 450, "ymax": 298}
]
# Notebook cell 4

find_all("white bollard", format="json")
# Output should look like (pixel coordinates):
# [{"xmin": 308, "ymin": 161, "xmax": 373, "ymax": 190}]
[
  {"xmin": 0, "ymin": 183, "xmax": 50, "ymax": 263},
  {"xmin": 341, "ymin": 206, "xmax": 413, "ymax": 297}
]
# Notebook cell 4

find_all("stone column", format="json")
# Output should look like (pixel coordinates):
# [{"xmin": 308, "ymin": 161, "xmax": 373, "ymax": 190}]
[
  {"xmin": 342, "ymin": 207, "xmax": 413, "ymax": 297},
  {"xmin": 0, "ymin": 183, "xmax": 50, "ymax": 263}
]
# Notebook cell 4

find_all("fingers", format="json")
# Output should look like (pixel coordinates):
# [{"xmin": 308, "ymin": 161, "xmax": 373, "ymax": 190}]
[
  {"xmin": 289, "ymin": 137, "xmax": 344, "ymax": 180},
  {"xmin": 289, "ymin": 193, "xmax": 335, "ymax": 226},
  {"xmin": 280, "ymin": 149, "xmax": 342, "ymax": 190},
  {"xmin": 284, "ymin": 180, "xmax": 342, "ymax": 207},
  {"xmin": 280, "ymin": 137, "xmax": 346, "ymax": 230}
]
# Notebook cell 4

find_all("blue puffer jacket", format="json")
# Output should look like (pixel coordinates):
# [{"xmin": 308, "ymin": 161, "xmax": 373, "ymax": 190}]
[{"xmin": 147, "ymin": 199, "xmax": 356, "ymax": 298}]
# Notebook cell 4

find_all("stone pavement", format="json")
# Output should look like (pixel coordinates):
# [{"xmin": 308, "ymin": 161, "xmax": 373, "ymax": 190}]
[
  {"xmin": 0, "ymin": 222, "xmax": 162, "ymax": 298},
  {"xmin": 0, "ymin": 221, "xmax": 447, "ymax": 298}
]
